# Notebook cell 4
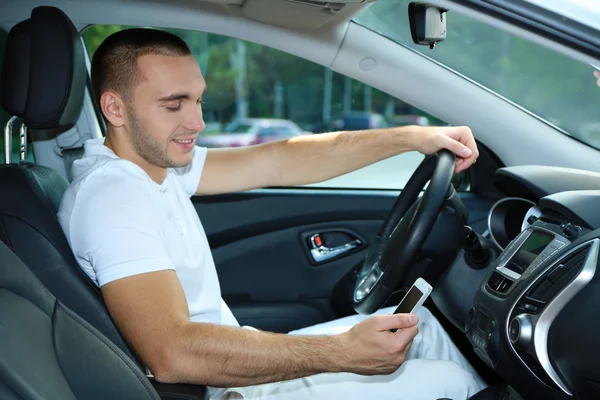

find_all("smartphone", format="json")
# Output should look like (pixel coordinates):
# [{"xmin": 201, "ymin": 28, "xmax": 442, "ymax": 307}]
[{"xmin": 390, "ymin": 278, "xmax": 433, "ymax": 332}]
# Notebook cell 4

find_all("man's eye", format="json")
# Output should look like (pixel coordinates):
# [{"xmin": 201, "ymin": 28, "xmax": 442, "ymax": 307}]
[{"xmin": 166, "ymin": 106, "xmax": 181, "ymax": 112}]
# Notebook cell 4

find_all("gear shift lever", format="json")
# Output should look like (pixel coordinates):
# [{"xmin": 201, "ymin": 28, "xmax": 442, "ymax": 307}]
[{"xmin": 461, "ymin": 226, "xmax": 491, "ymax": 268}]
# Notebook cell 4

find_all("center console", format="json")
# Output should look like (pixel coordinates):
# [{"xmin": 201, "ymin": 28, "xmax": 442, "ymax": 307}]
[
  {"xmin": 466, "ymin": 214, "xmax": 597, "ymax": 398},
  {"xmin": 486, "ymin": 225, "xmax": 569, "ymax": 297}
]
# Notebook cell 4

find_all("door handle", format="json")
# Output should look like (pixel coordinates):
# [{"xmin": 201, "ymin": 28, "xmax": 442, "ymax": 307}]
[{"xmin": 309, "ymin": 233, "xmax": 362, "ymax": 263}]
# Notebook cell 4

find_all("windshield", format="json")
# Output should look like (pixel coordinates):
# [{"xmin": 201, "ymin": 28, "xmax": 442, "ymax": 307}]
[{"xmin": 354, "ymin": 0, "xmax": 600, "ymax": 149}]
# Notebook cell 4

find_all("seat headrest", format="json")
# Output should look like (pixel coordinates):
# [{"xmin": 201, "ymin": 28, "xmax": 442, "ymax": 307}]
[{"xmin": 0, "ymin": 6, "xmax": 85, "ymax": 130}]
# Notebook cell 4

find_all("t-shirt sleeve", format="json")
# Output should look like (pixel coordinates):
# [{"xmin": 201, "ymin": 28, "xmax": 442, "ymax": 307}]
[
  {"xmin": 69, "ymin": 166, "xmax": 175, "ymax": 287},
  {"xmin": 172, "ymin": 145, "xmax": 208, "ymax": 197}
]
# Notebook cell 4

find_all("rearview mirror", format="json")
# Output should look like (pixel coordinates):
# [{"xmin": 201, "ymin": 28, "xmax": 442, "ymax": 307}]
[{"xmin": 408, "ymin": 2, "xmax": 447, "ymax": 49}]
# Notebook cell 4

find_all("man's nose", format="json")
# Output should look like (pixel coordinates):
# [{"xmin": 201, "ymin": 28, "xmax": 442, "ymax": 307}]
[{"xmin": 184, "ymin": 106, "xmax": 205, "ymax": 132}]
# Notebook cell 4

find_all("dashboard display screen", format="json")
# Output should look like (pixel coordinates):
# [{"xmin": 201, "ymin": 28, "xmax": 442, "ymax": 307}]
[{"xmin": 505, "ymin": 230, "xmax": 554, "ymax": 274}]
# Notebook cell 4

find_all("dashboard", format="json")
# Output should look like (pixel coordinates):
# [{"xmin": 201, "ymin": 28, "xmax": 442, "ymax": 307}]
[
  {"xmin": 440, "ymin": 166, "xmax": 600, "ymax": 400},
  {"xmin": 469, "ymin": 213, "xmax": 595, "ymax": 398}
]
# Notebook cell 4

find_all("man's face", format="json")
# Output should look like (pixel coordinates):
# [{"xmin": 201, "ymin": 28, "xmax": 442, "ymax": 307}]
[{"xmin": 126, "ymin": 54, "xmax": 206, "ymax": 168}]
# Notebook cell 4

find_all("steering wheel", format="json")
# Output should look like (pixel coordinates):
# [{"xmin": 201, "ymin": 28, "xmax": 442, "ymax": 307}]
[{"xmin": 353, "ymin": 150, "xmax": 456, "ymax": 315}]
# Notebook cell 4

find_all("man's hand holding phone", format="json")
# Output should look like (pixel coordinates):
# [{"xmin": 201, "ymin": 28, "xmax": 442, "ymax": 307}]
[
  {"xmin": 338, "ymin": 313, "xmax": 419, "ymax": 375},
  {"xmin": 333, "ymin": 278, "xmax": 432, "ymax": 376}
]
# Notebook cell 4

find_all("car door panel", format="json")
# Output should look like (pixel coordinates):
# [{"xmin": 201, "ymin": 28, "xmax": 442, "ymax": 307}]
[
  {"xmin": 193, "ymin": 189, "xmax": 495, "ymax": 333},
  {"xmin": 211, "ymin": 220, "xmax": 376, "ymax": 301},
  {"xmin": 212, "ymin": 220, "xmax": 377, "ymax": 332}
]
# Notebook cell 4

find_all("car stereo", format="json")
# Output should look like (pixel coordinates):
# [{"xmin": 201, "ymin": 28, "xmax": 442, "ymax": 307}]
[{"xmin": 486, "ymin": 224, "xmax": 570, "ymax": 296}]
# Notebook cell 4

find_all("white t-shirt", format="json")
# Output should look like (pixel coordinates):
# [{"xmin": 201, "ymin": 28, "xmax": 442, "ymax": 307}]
[{"xmin": 58, "ymin": 138, "xmax": 239, "ymax": 327}]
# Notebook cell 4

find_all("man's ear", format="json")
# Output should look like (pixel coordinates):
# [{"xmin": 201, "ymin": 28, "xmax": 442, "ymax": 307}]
[{"xmin": 100, "ymin": 91, "xmax": 127, "ymax": 128}]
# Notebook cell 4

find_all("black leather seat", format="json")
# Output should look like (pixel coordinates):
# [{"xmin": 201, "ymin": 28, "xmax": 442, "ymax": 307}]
[
  {"xmin": 0, "ymin": 5, "xmax": 141, "ymax": 367},
  {"xmin": 0, "ymin": 239, "xmax": 161, "ymax": 400}
]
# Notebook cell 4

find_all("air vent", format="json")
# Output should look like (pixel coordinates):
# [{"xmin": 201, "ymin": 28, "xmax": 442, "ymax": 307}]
[
  {"xmin": 524, "ymin": 244, "xmax": 591, "ymax": 306},
  {"xmin": 562, "ymin": 245, "xmax": 591, "ymax": 269}
]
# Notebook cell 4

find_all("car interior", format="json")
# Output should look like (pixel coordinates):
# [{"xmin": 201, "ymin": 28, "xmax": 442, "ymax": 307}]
[{"xmin": 0, "ymin": 0, "xmax": 599, "ymax": 400}]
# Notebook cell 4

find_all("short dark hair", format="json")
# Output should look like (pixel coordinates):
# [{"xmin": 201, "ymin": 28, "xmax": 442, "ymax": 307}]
[{"xmin": 91, "ymin": 28, "xmax": 191, "ymax": 113}]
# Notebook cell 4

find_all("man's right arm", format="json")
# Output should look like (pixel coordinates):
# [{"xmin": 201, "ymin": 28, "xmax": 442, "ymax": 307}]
[
  {"xmin": 101, "ymin": 270, "xmax": 419, "ymax": 387},
  {"xmin": 70, "ymin": 169, "xmax": 419, "ymax": 387}
]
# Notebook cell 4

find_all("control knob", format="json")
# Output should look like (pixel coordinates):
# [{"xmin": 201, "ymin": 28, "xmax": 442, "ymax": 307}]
[
  {"xmin": 509, "ymin": 314, "xmax": 533, "ymax": 348},
  {"xmin": 562, "ymin": 222, "xmax": 580, "ymax": 238}
]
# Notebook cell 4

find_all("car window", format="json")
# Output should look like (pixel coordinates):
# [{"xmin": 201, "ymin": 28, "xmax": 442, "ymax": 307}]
[
  {"xmin": 258, "ymin": 127, "xmax": 277, "ymax": 137},
  {"xmin": 278, "ymin": 126, "xmax": 294, "ymax": 135},
  {"xmin": 82, "ymin": 25, "xmax": 460, "ymax": 190}
]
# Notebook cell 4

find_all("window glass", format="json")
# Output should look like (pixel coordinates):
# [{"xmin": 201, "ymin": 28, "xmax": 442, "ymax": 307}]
[
  {"xmin": 278, "ymin": 126, "xmax": 293, "ymax": 135},
  {"xmin": 258, "ymin": 127, "xmax": 277, "ymax": 137},
  {"xmin": 354, "ymin": 0, "xmax": 600, "ymax": 149},
  {"xmin": 83, "ymin": 25, "xmax": 459, "ymax": 190}
]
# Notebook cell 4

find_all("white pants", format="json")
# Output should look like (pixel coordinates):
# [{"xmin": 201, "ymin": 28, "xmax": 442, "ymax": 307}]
[{"xmin": 217, "ymin": 307, "xmax": 487, "ymax": 400}]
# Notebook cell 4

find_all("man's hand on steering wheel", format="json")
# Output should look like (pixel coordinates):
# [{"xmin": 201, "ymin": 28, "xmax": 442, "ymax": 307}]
[{"xmin": 412, "ymin": 126, "xmax": 479, "ymax": 173}]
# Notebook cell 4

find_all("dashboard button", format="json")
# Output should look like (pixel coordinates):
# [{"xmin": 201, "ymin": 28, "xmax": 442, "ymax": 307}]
[
  {"xmin": 539, "ymin": 252, "xmax": 551, "ymax": 261},
  {"xmin": 547, "ymin": 241, "xmax": 565, "ymax": 253},
  {"xmin": 527, "ymin": 215, "xmax": 538, "ymax": 225},
  {"xmin": 528, "ymin": 259, "xmax": 541, "ymax": 271},
  {"xmin": 555, "ymin": 240, "xmax": 567, "ymax": 248},
  {"xmin": 522, "ymin": 302, "xmax": 540, "ymax": 313},
  {"xmin": 477, "ymin": 335, "xmax": 485, "ymax": 348},
  {"xmin": 546, "ymin": 243, "xmax": 558, "ymax": 251}
]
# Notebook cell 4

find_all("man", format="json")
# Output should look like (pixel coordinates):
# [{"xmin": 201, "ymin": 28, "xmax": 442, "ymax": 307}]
[{"xmin": 58, "ymin": 29, "xmax": 483, "ymax": 400}]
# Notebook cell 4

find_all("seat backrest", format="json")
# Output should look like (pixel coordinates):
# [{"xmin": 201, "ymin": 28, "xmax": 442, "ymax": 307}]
[
  {"xmin": 0, "ymin": 6, "xmax": 141, "ymax": 367},
  {"xmin": 0, "ymin": 238, "xmax": 160, "ymax": 400}
]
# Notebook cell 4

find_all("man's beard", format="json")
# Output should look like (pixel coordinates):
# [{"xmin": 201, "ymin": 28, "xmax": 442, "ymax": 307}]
[{"xmin": 128, "ymin": 107, "xmax": 191, "ymax": 169}]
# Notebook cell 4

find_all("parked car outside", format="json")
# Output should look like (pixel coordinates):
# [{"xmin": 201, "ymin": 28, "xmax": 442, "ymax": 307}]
[
  {"xmin": 393, "ymin": 114, "xmax": 430, "ymax": 126},
  {"xmin": 196, "ymin": 118, "xmax": 309, "ymax": 148},
  {"xmin": 332, "ymin": 112, "xmax": 390, "ymax": 130}
]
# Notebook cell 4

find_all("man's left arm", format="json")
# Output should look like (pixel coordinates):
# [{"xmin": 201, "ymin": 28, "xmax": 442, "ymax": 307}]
[{"xmin": 196, "ymin": 125, "xmax": 479, "ymax": 196}]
